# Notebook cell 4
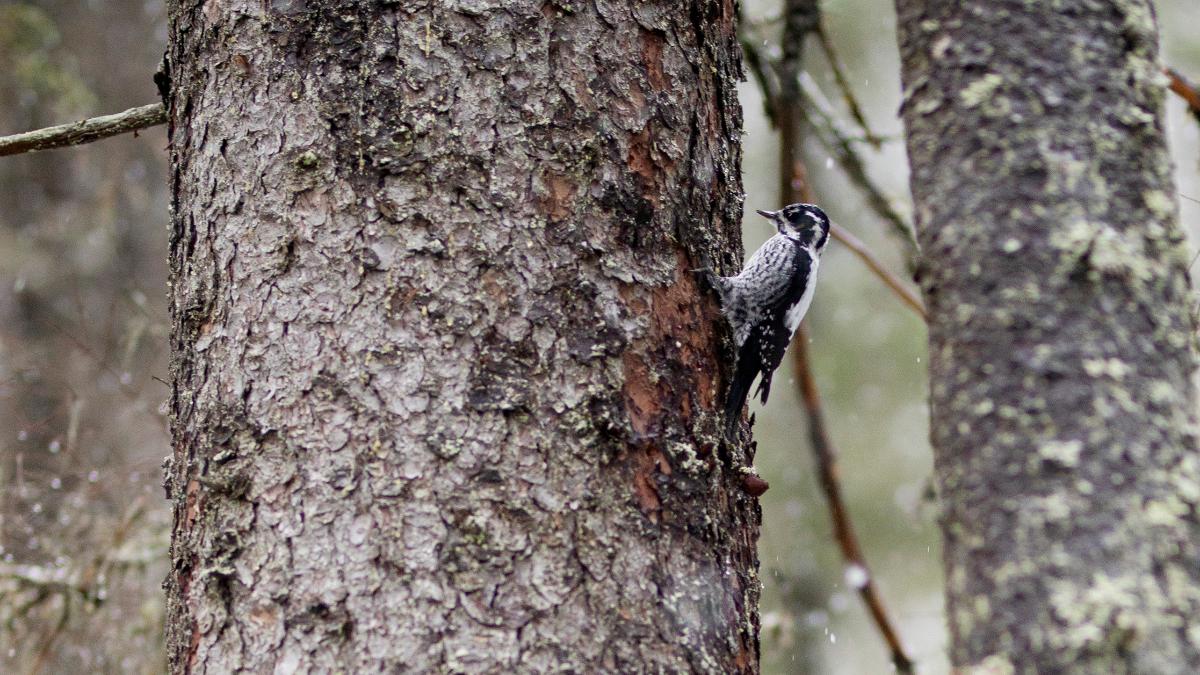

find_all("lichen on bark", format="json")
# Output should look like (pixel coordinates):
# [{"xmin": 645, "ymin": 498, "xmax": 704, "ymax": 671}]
[
  {"xmin": 163, "ymin": 0, "xmax": 760, "ymax": 672},
  {"xmin": 895, "ymin": 0, "xmax": 1200, "ymax": 671}
]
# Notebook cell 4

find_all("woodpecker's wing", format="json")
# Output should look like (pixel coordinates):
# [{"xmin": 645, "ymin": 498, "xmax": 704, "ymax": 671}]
[
  {"xmin": 749, "ymin": 245, "xmax": 817, "ymax": 402},
  {"xmin": 722, "ymin": 235, "xmax": 799, "ymax": 346}
]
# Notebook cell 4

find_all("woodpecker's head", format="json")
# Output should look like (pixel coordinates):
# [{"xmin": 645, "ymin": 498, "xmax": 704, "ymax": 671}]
[{"xmin": 757, "ymin": 203, "xmax": 830, "ymax": 251}]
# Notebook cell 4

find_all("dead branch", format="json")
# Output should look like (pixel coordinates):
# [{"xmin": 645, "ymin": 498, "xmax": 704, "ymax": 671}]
[
  {"xmin": 791, "ymin": 329, "xmax": 915, "ymax": 674},
  {"xmin": 0, "ymin": 103, "xmax": 165, "ymax": 158},
  {"xmin": 796, "ymin": 72, "xmax": 919, "ymax": 260},
  {"xmin": 814, "ymin": 26, "xmax": 883, "ymax": 148},
  {"xmin": 1166, "ymin": 67, "xmax": 1200, "ymax": 124},
  {"xmin": 831, "ymin": 223, "xmax": 927, "ymax": 320}
]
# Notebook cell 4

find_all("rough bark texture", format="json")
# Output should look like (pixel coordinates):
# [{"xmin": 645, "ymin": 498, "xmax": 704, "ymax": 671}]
[
  {"xmin": 896, "ymin": 1, "xmax": 1200, "ymax": 672},
  {"xmin": 162, "ymin": 0, "xmax": 759, "ymax": 672}
]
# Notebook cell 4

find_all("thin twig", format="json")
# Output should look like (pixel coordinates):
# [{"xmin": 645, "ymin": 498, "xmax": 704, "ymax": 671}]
[
  {"xmin": 797, "ymin": 72, "xmax": 919, "ymax": 261},
  {"xmin": 814, "ymin": 26, "xmax": 882, "ymax": 148},
  {"xmin": 791, "ymin": 329, "xmax": 915, "ymax": 674},
  {"xmin": 1166, "ymin": 67, "xmax": 1200, "ymax": 124},
  {"xmin": 28, "ymin": 593, "xmax": 72, "ymax": 675},
  {"xmin": 0, "ymin": 103, "xmax": 166, "ymax": 158},
  {"xmin": 742, "ymin": 37, "xmax": 779, "ymax": 122},
  {"xmin": 3, "ymin": 498, "xmax": 154, "ymax": 672},
  {"xmin": 831, "ymin": 223, "xmax": 927, "ymax": 320},
  {"xmin": 785, "ymin": 165, "xmax": 918, "ymax": 675}
]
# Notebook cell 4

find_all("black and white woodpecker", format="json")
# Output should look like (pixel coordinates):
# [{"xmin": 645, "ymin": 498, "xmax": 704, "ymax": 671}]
[{"xmin": 706, "ymin": 204, "xmax": 831, "ymax": 438}]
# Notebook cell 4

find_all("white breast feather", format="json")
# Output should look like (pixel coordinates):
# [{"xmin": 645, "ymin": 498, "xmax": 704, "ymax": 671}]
[
  {"xmin": 722, "ymin": 236, "xmax": 824, "ymax": 347},
  {"xmin": 784, "ymin": 250, "xmax": 819, "ymax": 335}
]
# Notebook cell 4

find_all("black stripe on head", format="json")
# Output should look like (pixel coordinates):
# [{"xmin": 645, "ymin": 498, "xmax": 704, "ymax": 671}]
[{"xmin": 778, "ymin": 203, "xmax": 831, "ymax": 249}]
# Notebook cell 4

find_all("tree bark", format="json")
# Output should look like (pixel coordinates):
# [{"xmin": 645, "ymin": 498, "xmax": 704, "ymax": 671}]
[
  {"xmin": 896, "ymin": 1, "xmax": 1200, "ymax": 671},
  {"xmin": 162, "ymin": 0, "xmax": 758, "ymax": 672}
]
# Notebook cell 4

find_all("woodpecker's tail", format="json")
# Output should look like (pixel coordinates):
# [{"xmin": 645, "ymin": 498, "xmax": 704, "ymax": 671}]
[
  {"xmin": 723, "ymin": 360, "xmax": 757, "ymax": 439},
  {"xmin": 756, "ymin": 371, "xmax": 774, "ymax": 405}
]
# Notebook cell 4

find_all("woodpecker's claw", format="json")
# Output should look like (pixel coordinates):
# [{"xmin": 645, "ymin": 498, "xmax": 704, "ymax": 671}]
[{"xmin": 691, "ymin": 267, "xmax": 721, "ymax": 294}]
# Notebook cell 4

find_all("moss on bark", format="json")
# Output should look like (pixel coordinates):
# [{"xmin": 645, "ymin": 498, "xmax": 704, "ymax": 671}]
[{"xmin": 896, "ymin": 0, "xmax": 1200, "ymax": 671}]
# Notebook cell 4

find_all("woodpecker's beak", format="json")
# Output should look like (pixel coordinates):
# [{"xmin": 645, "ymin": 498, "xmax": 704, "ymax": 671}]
[{"xmin": 756, "ymin": 209, "xmax": 777, "ymax": 219}]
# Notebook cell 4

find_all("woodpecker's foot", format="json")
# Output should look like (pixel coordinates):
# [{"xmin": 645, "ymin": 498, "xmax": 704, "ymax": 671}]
[{"xmin": 690, "ymin": 267, "xmax": 721, "ymax": 293}]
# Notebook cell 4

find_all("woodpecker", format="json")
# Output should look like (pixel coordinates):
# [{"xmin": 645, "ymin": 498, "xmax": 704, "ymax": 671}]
[{"xmin": 706, "ymin": 203, "xmax": 831, "ymax": 438}]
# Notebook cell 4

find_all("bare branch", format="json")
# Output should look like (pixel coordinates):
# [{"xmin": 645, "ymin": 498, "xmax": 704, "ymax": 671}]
[
  {"xmin": 742, "ymin": 37, "xmax": 780, "ymax": 124},
  {"xmin": 0, "ymin": 103, "xmax": 166, "ymax": 158},
  {"xmin": 831, "ymin": 223, "xmax": 927, "ymax": 320},
  {"xmin": 1166, "ymin": 67, "xmax": 1200, "ymax": 125},
  {"xmin": 790, "ymin": 328, "xmax": 915, "ymax": 674},
  {"xmin": 797, "ymin": 72, "xmax": 920, "ymax": 260},
  {"xmin": 814, "ymin": 26, "xmax": 883, "ymax": 148}
]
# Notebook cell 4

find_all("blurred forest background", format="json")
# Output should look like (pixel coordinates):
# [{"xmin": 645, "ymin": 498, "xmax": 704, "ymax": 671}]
[{"xmin": 0, "ymin": 1, "xmax": 1197, "ymax": 673}]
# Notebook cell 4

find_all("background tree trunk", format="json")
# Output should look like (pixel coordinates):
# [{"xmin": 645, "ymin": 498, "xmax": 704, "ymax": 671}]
[
  {"xmin": 896, "ymin": 0, "xmax": 1200, "ymax": 671},
  {"xmin": 162, "ymin": 0, "xmax": 758, "ymax": 672}
]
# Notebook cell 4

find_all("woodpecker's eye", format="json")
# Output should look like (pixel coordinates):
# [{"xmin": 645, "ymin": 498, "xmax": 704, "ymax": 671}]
[{"xmin": 785, "ymin": 210, "xmax": 813, "ymax": 227}]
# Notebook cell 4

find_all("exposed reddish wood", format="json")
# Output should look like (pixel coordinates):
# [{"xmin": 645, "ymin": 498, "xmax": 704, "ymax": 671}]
[
  {"xmin": 740, "ymin": 474, "xmax": 769, "ymax": 496},
  {"xmin": 640, "ymin": 30, "xmax": 668, "ymax": 91}
]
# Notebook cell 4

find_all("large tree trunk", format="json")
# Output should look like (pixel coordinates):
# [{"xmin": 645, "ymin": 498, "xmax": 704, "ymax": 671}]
[
  {"xmin": 896, "ymin": 1, "xmax": 1200, "ymax": 671},
  {"xmin": 162, "ymin": 0, "xmax": 758, "ymax": 672}
]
